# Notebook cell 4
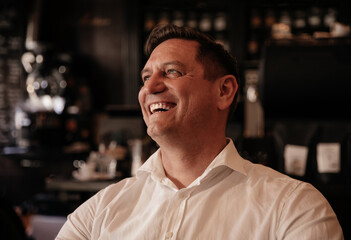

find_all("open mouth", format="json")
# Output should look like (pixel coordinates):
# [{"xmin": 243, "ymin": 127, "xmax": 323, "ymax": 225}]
[{"xmin": 149, "ymin": 102, "xmax": 176, "ymax": 114}]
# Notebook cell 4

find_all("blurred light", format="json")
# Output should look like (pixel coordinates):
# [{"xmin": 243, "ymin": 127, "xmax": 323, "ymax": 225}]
[
  {"xmin": 247, "ymin": 86, "xmax": 258, "ymax": 102},
  {"xmin": 41, "ymin": 80, "xmax": 48, "ymax": 89},
  {"xmin": 21, "ymin": 52, "xmax": 35, "ymax": 73},
  {"xmin": 36, "ymin": 54, "xmax": 43, "ymax": 63},
  {"xmin": 73, "ymin": 160, "xmax": 85, "ymax": 168},
  {"xmin": 27, "ymin": 85, "xmax": 34, "ymax": 93},
  {"xmin": 22, "ymin": 118, "xmax": 31, "ymax": 127},
  {"xmin": 67, "ymin": 105, "xmax": 79, "ymax": 114},
  {"xmin": 53, "ymin": 96, "xmax": 65, "ymax": 114},
  {"xmin": 60, "ymin": 80, "xmax": 67, "ymax": 88},
  {"xmin": 15, "ymin": 109, "xmax": 25, "ymax": 129},
  {"xmin": 41, "ymin": 95, "xmax": 53, "ymax": 110},
  {"xmin": 33, "ymin": 81, "xmax": 40, "ymax": 90},
  {"xmin": 27, "ymin": 75, "xmax": 35, "ymax": 84},
  {"xmin": 58, "ymin": 65, "xmax": 66, "ymax": 74}
]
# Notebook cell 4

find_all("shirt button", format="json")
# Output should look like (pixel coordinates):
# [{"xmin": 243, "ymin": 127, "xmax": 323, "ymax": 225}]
[{"xmin": 165, "ymin": 231, "xmax": 173, "ymax": 239}]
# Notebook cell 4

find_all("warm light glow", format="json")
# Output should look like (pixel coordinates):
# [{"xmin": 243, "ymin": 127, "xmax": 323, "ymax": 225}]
[
  {"xmin": 41, "ymin": 95, "xmax": 53, "ymax": 110},
  {"xmin": 58, "ymin": 65, "xmax": 66, "ymax": 74},
  {"xmin": 60, "ymin": 80, "xmax": 67, "ymax": 88},
  {"xmin": 53, "ymin": 96, "xmax": 65, "ymax": 114}
]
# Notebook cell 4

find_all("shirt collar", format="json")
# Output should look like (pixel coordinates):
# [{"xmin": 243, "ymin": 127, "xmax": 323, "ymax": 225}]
[
  {"xmin": 137, "ymin": 138, "xmax": 247, "ymax": 186},
  {"xmin": 204, "ymin": 138, "xmax": 247, "ymax": 176},
  {"xmin": 136, "ymin": 149, "xmax": 165, "ymax": 182}
]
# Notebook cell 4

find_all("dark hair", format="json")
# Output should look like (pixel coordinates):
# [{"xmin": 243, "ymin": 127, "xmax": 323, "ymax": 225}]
[{"xmin": 144, "ymin": 23, "xmax": 240, "ymax": 119}]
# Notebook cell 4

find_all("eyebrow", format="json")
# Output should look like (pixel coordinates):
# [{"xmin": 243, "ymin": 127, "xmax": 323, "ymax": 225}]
[{"xmin": 141, "ymin": 61, "xmax": 185, "ymax": 77}]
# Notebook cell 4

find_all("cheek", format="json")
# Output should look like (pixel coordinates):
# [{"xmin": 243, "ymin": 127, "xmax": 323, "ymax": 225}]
[
  {"xmin": 138, "ymin": 89, "xmax": 148, "ymax": 118},
  {"xmin": 138, "ymin": 88, "xmax": 144, "ymax": 104},
  {"xmin": 191, "ymin": 87, "xmax": 217, "ymax": 113},
  {"xmin": 183, "ymin": 90, "xmax": 209, "ymax": 116},
  {"xmin": 138, "ymin": 88, "xmax": 148, "ymax": 111}
]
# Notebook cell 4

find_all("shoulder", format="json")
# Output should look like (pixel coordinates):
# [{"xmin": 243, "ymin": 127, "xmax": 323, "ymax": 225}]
[
  {"xmin": 242, "ymin": 160, "xmax": 302, "ymax": 190},
  {"xmin": 237, "ymin": 160, "xmax": 326, "ymax": 207},
  {"xmin": 56, "ymin": 176, "xmax": 144, "ymax": 239},
  {"xmin": 239, "ymin": 161, "xmax": 342, "ymax": 238},
  {"xmin": 96, "ymin": 177, "xmax": 139, "ymax": 205}
]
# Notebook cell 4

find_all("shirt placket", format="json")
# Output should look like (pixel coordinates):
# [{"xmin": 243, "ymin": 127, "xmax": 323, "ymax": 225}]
[{"xmin": 163, "ymin": 190, "xmax": 191, "ymax": 240}]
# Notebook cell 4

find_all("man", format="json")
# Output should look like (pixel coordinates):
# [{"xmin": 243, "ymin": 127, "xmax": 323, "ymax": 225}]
[{"xmin": 56, "ymin": 24, "xmax": 343, "ymax": 239}]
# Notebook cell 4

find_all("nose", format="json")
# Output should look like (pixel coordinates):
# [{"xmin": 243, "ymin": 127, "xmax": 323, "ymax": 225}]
[{"xmin": 143, "ymin": 73, "xmax": 166, "ymax": 95}]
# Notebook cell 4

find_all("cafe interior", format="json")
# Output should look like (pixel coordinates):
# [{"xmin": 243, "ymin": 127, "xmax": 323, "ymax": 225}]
[{"xmin": 1, "ymin": 0, "xmax": 351, "ymax": 239}]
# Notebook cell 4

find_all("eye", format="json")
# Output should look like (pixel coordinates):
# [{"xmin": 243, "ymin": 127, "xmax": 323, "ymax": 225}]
[
  {"xmin": 166, "ymin": 69, "xmax": 182, "ymax": 78},
  {"xmin": 142, "ymin": 75, "xmax": 150, "ymax": 83}
]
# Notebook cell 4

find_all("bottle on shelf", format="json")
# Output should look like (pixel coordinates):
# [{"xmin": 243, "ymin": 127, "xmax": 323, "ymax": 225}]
[
  {"xmin": 324, "ymin": 8, "xmax": 337, "ymax": 28},
  {"xmin": 264, "ymin": 9, "xmax": 276, "ymax": 28},
  {"xmin": 279, "ymin": 11, "xmax": 292, "ymax": 27},
  {"xmin": 213, "ymin": 12, "xmax": 227, "ymax": 32},
  {"xmin": 186, "ymin": 12, "xmax": 198, "ymax": 29},
  {"xmin": 199, "ymin": 13, "xmax": 212, "ymax": 32},
  {"xmin": 158, "ymin": 12, "xmax": 170, "ymax": 25},
  {"xmin": 308, "ymin": 7, "xmax": 322, "ymax": 28},
  {"xmin": 172, "ymin": 11, "xmax": 185, "ymax": 27},
  {"xmin": 293, "ymin": 10, "xmax": 307, "ymax": 29},
  {"xmin": 144, "ymin": 12, "xmax": 156, "ymax": 32},
  {"xmin": 250, "ymin": 9, "xmax": 262, "ymax": 29},
  {"xmin": 247, "ymin": 33, "xmax": 260, "ymax": 59}
]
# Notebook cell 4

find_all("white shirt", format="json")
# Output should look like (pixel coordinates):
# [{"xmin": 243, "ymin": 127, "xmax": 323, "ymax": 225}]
[{"xmin": 56, "ymin": 139, "xmax": 343, "ymax": 240}]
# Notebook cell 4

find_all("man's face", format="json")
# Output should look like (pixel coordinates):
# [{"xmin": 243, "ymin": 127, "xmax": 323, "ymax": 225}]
[{"xmin": 138, "ymin": 39, "xmax": 219, "ymax": 141}]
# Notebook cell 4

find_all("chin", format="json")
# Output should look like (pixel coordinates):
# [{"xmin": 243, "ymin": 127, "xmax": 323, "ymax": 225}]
[
  {"xmin": 147, "ymin": 125, "xmax": 162, "ymax": 138},
  {"xmin": 147, "ymin": 125, "xmax": 170, "ymax": 140}
]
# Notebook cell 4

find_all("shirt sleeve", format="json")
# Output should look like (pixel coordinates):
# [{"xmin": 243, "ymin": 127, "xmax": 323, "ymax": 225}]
[
  {"xmin": 55, "ymin": 189, "xmax": 104, "ymax": 240},
  {"xmin": 277, "ymin": 182, "xmax": 344, "ymax": 240}
]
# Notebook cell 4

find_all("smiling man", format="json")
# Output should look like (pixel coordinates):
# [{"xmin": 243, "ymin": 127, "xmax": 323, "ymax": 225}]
[
  {"xmin": 56, "ymin": 24, "xmax": 343, "ymax": 239},
  {"xmin": 138, "ymin": 36, "xmax": 237, "ymax": 189}
]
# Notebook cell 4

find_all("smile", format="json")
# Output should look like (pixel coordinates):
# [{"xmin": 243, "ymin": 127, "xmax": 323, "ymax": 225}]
[{"xmin": 149, "ymin": 102, "xmax": 176, "ymax": 114}]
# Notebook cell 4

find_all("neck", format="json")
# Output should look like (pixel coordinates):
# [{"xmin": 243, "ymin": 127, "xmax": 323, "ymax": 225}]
[{"xmin": 158, "ymin": 134, "xmax": 228, "ymax": 189}]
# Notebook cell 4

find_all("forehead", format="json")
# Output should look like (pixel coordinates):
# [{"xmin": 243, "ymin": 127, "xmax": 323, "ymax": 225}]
[{"xmin": 148, "ymin": 39, "xmax": 199, "ymax": 64}]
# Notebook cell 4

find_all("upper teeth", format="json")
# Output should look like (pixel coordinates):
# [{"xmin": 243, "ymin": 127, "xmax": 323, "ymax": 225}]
[{"xmin": 150, "ymin": 103, "xmax": 174, "ymax": 114}]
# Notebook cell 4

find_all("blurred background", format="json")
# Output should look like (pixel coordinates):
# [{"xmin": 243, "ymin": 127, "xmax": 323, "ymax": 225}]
[{"xmin": 0, "ymin": 0, "xmax": 351, "ymax": 239}]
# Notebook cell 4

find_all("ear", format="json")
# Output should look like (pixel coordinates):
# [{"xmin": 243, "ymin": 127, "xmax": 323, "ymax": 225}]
[{"xmin": 217, "ymin": 75, "xmax": 238, "ymax": 111}]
